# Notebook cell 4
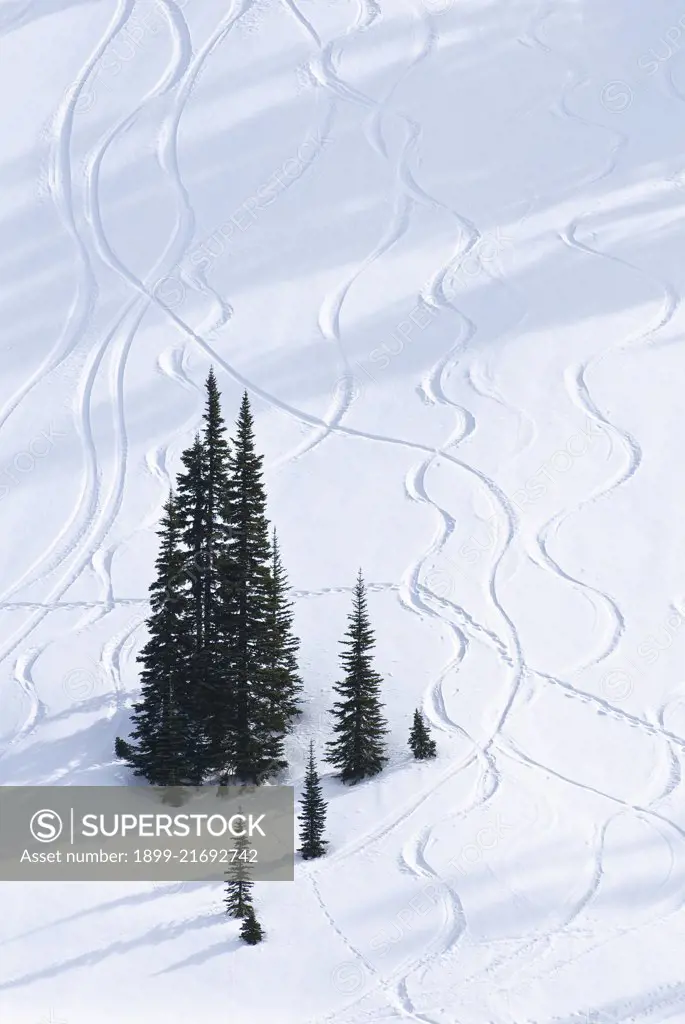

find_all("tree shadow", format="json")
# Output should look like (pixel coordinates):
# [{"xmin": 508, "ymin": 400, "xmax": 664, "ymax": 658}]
[{"xmin": 0, "ymin": 911, "xmax": 226, "ymax": 990}]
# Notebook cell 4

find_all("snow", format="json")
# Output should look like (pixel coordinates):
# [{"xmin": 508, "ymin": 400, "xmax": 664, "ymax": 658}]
[{"xmin": 2, "ymin": 0, "xmax": 685, "ymax": 1019}]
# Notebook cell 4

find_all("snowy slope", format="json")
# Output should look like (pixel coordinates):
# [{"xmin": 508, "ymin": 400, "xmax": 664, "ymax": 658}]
[{"xmin": 3, "ymin": 0, "xmax": 685, "ymax": 1020}]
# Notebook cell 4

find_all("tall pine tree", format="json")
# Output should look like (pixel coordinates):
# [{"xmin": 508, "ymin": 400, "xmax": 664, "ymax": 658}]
[
  {"xmin": 200, "ymin": 368, "xmax": 233, "ymax": 647},
  {"xmin": 325, "ymin": 571, "xmax": 389, "ymax": 784},
  {"xmin": 219, "ymin": 392, "xmax": 282, "ymax": 783},
  {"xmin": 298, "ymin": 741, "xmax": 328, "ymax": 859},
  {"xmin": 175, "ymin": 433, "xmax": 205, "ymax": 651},
  {"xmin": 408, "ymin": 709, "xmax": 437, "ymax": 760},
  {"xmin": 261, "ymin": 529, "xmax": 303, "ymax": 742},
  {"xmin": 114, "ymin": 496, "xmax": 202, "ymax": 785},
  {"xmin": 173, "ymin": 369, "xmax": 234, "ymax": 779}
]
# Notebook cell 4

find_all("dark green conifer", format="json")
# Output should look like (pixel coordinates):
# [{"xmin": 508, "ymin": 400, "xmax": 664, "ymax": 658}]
[
  {"xmin": 239, "ymin": 905, "xmax": 264, "ymax": 944},
  {"xmin": 298, "ymin": 741, "xmax": 328, "ymax": 859},
  {"xmin": 220, "ymin": 392, "xmax": 281, "ymax": 783},
  {"xmin": 115, "ymin": 496, "xmax": 201, "ymax": 785},
  {"xmin": 224, "ymin": 820, "xmax": 254, "ymax": 918},
  {"xmin": 261, "ymin": 530, "xmax": 303, "ymax": 746},
  {"xmin": 408, "ymin": 709, "xmax": 437, "ymax": 760},
  {"xmin": 325, "ymin": 571, "xmax": 389, "ymax": 784},
  {"xmin": 175, "ymin": 434, "xmax": 205, "ymax": 650}
]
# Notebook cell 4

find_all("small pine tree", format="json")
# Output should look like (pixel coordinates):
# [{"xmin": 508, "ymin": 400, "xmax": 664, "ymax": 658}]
[
  {"xmin": 223, "ymin": 817, "xmax": 254, "ymax": 918},
  {"xmin": 325, "ymin": 570, "xmax": 389, "ymax": 784},
  {"xmin": 298, "ymin": 741, "xmax": 328, "ymax": 859},
  {"xmin": 408, "ymin": 709, "xmax": 437, "ymax": 760},
  {"xmin": 239, "ymin": 905, "xmax": 264, "ymax": 944}
]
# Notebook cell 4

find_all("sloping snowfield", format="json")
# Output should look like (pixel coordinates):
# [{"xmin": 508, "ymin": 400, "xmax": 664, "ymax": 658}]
[{"xmin": 3, "ymin": 0, "xmax": 685, "ymax": 1020}]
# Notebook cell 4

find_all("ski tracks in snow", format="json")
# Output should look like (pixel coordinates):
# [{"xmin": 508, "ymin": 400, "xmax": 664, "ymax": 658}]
[
  {"xmin": 279, "ymin": 0, "xmax": 441, "ymax": 463},
  {"xmin": 0, "ymin": 0, "xmax": 199, "ymax": 757},
  {"xmin": 444, "ymin": 4, "xmax": 685, "ymax": 1004},
  {"xmin": 304, "ymin": 5, "xmax": 549, "ymax": 1018},
  {"xmin": 520, "ymin": 0, "xmax": 679, "ymax": 683}
]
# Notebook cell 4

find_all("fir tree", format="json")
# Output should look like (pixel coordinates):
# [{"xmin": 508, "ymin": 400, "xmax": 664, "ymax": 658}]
[
  {"xmin": 200, "ymin": 368, "xmax": 232, "ymax": 647},
  {"xmin": 224, "ymin": 817, "xmax": 254, "ymax": 918},
  {"xmin": 325, "ymin": 571, "xmax": 389, "ymax": 784},
  {"xmin": 114, "ymin": 736, "xmax": 132, "ymax": 759},
  {"xmin": 298, "ymin": 741, "xmax": 328, "ymax": 859},
  {"xmin": 173, "ymin": 369, "xmax": 233, "ymax": 779},
  {"xmin": 219, "ymin": 392, "xmax": 282, "ymax": 783},
  {"xmin": 115, "ymin": 496, "xmax": 202, "ymax": 785},
  {"xmin": 175, "ymin": 434, "xmax": 205, "ymax": 651},
  {"xmin": 408, "ymin": 709, "xmax": 437, "ymax": 760},
  {"xmin": 261, "ymin": 530, "xmax": 303, "ymax": 741},
  {"xmin": 239, "ymin": 905, "xmax": 264, "ymax": 944}
]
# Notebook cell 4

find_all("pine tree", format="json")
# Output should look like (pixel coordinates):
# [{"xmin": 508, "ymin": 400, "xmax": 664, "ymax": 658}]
[
  {"xmin": 175, "ymin": 434, "xmax": 205, "ymax": 651},
  {"xmin": 200, "ymin": 368, "xmax": 232, "ymax": 647},
  {"xmin": 408, "ymin": 709, "xmax": 437, "ymax": 760},
  {"xmin": 115, "ymin": 496, "xmax": 202, "ymax": 785},
  {"xmin": 261, "ymin": 530, "xmax": 303, "ymax": 743},
  {"xmin": 239, "ymin": 905, "xmax": 264, "ymax": 944},
  {"xmin": 219, "ymin": 392, "xmax": 281, "ymax": 783},
  {"xmin": 173, "ymin": 369, "xmax": 233, "ymax": 779},
  {"xmin": 325, "ymin": 571, "xmax": 389, "ymax": 784},
  {"xmin": 298, "ymin": 741, "xmax": 328, "ymax": 859},
  {"xmin": 224, "ymin": 818, "xmax": 254, "ymax": 918},
  {"xmin": 114, "ymin": 736, "xmax": 132, "ymax": 759}
]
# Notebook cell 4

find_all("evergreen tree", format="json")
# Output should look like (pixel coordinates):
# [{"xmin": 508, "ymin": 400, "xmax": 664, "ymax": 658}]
[
  {"xmin": 200, "ymin": 368, "xmax": 232, "ymax": 646},
  {"xmin": 114, "ymin": 736, "xmax": 132, "ymax": 759},
  {"xmin": 261, "ymin": 530, "xmax": 303, "ymax": 741},
  {"xmin": 175, "ymin": 434, "xmax": 205, "ymax": 651},
  {"xmin": 239, "ymin": 905, "xmax": 264, "ymax": 944},
  {"xmin": 224, "ymin": 818, "xmax": 254, "ymax": 918},
  {"xmin": 325, "ymin": 571, "xmax": 389, "ymax": 784},
  {"xmin": 114, "ymin": 496, "xmax": 202, "ymax": 785},
  {"xmin": 173, "ymin": 369, "xmax": 233, "ymax": 778},
  {"xmin": 408, "ymin": 709, "xmax": 437, "ymax": 760},
  {"xmin": 219, "ymin": 392, "xmax": 282, "ymax": 783},
  {"xmin": 200, "ymin": 372, "xmax": 233, "ymax": 772},
  {"xmin": 298, "ymin": 741, "xmax": 328, "ymax": 859}
]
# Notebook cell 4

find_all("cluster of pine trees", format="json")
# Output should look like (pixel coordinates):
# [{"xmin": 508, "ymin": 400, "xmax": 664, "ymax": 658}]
[
  {"xmin": 115, "ymin": 371, "xmax": 438, "ymax": 943},
  {"xmin": 115, "ymin": 371, "xmax": 302, "ymax": 787}
]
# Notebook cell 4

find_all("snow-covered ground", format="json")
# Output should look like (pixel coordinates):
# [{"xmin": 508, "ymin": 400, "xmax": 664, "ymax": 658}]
[{"xmin": 3, "ymin": 0, "xmax": 685, "ymax": 1020}]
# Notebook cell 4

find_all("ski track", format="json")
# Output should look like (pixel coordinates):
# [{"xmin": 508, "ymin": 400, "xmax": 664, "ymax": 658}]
[
  {"xmin": 0, "ymin": 0, "xmax": 200, "ymax": 753},
  {"xmin": 491, "ymin": 732, "xmax": 685, "ymax": 1005},
  {"xmin": 290, "ymin": 3, "xmax": 536, "ymax": 1013},
  {"xmin": 517, "ymin": 0, "xmax": 678, "ymax": 691},
  {"xmin": 308, "ymin": 867, "xmax": 447, "ymax": 1024},
  {"xmin": 100, "ymin": 613, "xmax": 146, "ymax": 720},
  {"xmin": 512, "ymin": 4, "xmax": 629, "ymax": 681},
  {"xmin": 443, "ymin": 690, "xmax": 678, "ymax": 997},
  {"xmin": 278, "ymin": 0, "xmax": 430, "ymax": 465},
  {"xmin": 0, "ymin": 0, "xmax": 191, "ymax": 744},
  {"xmin": 0, "ymin": 0, "xmax": 192, "ymax": 606},
  {"xmin": 148, "ymin": 343, "xmax": 204, "ymax": 516},
  {"xmin": 515, "ymin": 646, "xmax": 685, "ymax": 994},
  {"xmin": 472, "ymin": 818, "xmax": 611, "ymax": 1002},
  {"xmin": 0, "ymin": 0, "xmax": 135, "ymax": 441},
  {"xmin": 305, "ymin": 4, "xmax": 561, "ymax": 1013},
  {"xmin": 348, "ymin": 6, "xmax": 685, "ymax": 1005}
]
